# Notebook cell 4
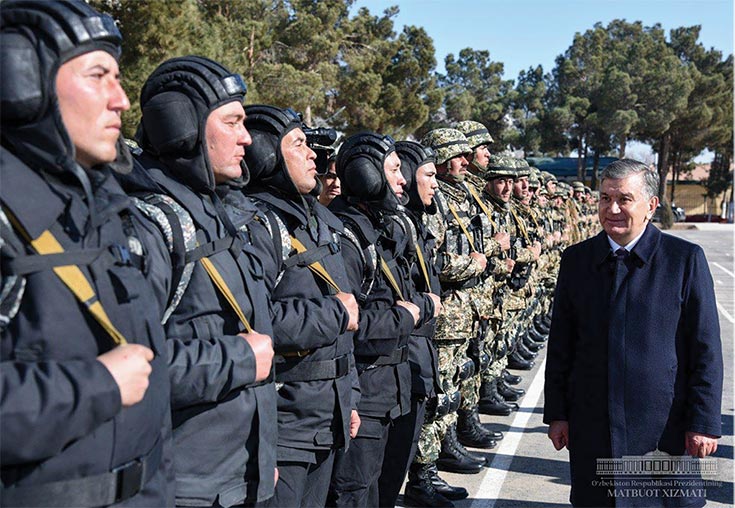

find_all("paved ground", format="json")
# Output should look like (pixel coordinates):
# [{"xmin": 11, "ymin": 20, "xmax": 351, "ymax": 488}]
[{"xmin": 399, "ymin": 223, "xmax": 734, "ymax": 508}]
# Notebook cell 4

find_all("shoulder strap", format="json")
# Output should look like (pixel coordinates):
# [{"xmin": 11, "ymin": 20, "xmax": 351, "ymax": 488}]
[
  {"xmin": 341, "ymin": 220, "xmax": 377, "ymax": 304},
  {"xmin": 133, "ymin": 195, "xmax": 197, "ymax": 324},
  {"xmin": 289, "ymin": 235, "xmax": 341, "ymax": 294},
  {"xmin": 447, "ymin": 203, "xmax": 477, "ymax": 252},
  {"xmin": 3, "ymin": 207, "xmax": 127, "ymax": 346},
  {"xmin": 199, "ymin": 256, "xmax": 253, "ymax": 333}
]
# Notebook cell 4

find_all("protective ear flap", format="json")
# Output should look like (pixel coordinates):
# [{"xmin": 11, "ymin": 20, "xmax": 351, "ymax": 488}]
[
  {"xmin": 342, "ymin": 154, "xmax": 385, "ymax": 200},
  {"xmin": 0, "ymin": 33, "xmax": 42, "ymax": 122},
  {"xmin": 140, "ymin": 91, "xmax": 199, "ymax": 155},
  {"xmin": 244, "ymin": 129, "xmax": 279, "ymax": 182}
]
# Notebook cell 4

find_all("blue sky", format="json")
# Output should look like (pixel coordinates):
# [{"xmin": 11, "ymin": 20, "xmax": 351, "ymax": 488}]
[{"xmin": 353, "ymin": 0, "xmax": 733, "ymax": 82}]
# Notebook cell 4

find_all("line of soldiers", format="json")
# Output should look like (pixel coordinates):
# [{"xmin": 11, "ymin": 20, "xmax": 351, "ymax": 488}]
[{"xmin": 0, "ymin": 2, "xmax": 597, "ymax": 508}]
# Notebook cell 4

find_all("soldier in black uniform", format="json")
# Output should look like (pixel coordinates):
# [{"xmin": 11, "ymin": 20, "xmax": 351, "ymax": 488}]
[
  {"xmin": 0, "ymin": 1, "xmax": 173, "ymax": 506},
  {"xmin": 119, "ymin": 56, "xmax": 277, "ymax": 507},
  {"xmin": 328, "ymin": 133, "xmax": 439, "ymax": 507},
  {"xmin": 235, "ymin": 105, "xmax": 360, "ymax": 508}
]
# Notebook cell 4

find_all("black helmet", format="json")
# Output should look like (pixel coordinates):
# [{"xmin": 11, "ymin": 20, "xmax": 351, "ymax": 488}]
[
  {"xmin": 1, "ymin": 0, "xmax": 123, "ymax": 171},
  {"xmin": 137, "ymin": 55, "xmax": 248, "ymax": 192},
  {"xmin": 243, "ymin": 104, "xmax": 303, "ymax": 196},
  {"xmin": 336, "ymin": 132, "xmax": 405, "ymax": 213},
  {"xmin": 395, "ymin": 141, "xmax": 437, "ymax": 215}
]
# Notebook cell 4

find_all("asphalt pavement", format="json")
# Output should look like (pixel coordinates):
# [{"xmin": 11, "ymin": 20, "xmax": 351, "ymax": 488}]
[{"xmin": 398, "ymin": 223, "xmax": 734, "ymax": 508}]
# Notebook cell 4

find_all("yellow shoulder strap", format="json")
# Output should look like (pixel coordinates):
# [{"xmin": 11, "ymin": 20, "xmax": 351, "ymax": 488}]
[
  {"xmin": 289, "ymin": 236, "xmax": 341, "ymax": 294},
  {"xmin": 447, "ymin": 203, "xmax": 477, "ymax": 252},
  {"xmin": 414, "ymin": 241, "xmax": 432, "ymax": 291},
  {"xmin": 5, "ymin": 210, "xmax": 127, "ymax": 345},
  {"xmin": 466, "ymin": 185, "xmax": 498, "ymax": 229},
  {"xmin": 199, "ymin": 257, "xmax": 254, "ymax": 333},
  {"xmin": 509, "ymin": 206, "xmax": 530, "ymax": 244},
  {"xmin": 379, "ymin": 255, "xmax": 405, "ymax": 301}
]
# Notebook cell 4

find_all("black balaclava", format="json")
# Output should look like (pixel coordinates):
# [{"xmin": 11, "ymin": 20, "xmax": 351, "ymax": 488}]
[
  {"xmin": 395, "ymin": 140, "xmax": 437, "ymax": 215},
  {"xmin": 1, "ymin": 0, "xmax": 124, "ymax": 203},
  {"xmin": 242, "ymin": 105, "xmax": 303, "ymax": 197},
  {"xmin": 136, "ymin": 55, "xmax": 248, "ymax": 192},
  {"xmin": 335, "ymin": 131, "xmax": 406, "ymax": 214}
]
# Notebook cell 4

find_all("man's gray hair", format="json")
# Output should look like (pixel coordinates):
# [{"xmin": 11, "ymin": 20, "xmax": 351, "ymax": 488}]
[{"xmin": 600, "ymin": 159, "xmax": 659, "ymax": 199}]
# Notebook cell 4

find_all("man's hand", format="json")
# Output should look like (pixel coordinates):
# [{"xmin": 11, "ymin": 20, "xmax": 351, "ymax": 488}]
[
  {"xmin": 494, "ymin": 231, "xmax": 511, "ymax": 252},
  {"xmin": 548, "ymin": 420, "xmax": 569, "ymax": 451},
  {"xmin": 335, "ymin": 292, "xmax": 359, "ymax": 331},
  {"xmin": 240, "ymin": 332, "xmax": 274, "ymax": 382},
  {"xmin": 426, "ymin": 292, "xmax": 443, "ymax": 318},
  {"xmin": 685, "ymin": 431, "xmax": 718, "ymax": 458},
  {"xmin": 97, "ymin": 344, "xmax": 154, "ymax": 407},
  {"xmin": 470, "ymin": 251, "xmax": 488, "ymax": 271},
  {"xmin": 528, "ymin": 241, "xmax": 542, "ymax": 261},
  {"xmin": 504, "ymin": 258, "xmax": 516, "ymax": 273},
  {"xmin": 396, "ymin": 300, "xmax": 420, "ymax": 326},
  {"xmin": 350, "ymin": 410, "xmax": 361, "ymax": 439}
]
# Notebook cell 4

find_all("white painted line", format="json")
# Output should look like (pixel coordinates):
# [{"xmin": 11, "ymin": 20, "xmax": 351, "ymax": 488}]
[
  {"xmin": 712, "ymin": 262, "xmax": 735, "ymax": 279},
  {"xmin": 717, "ymin": 302, "xmax": 735, "ymax": 324},
  {"xmin": 470, "ymin": 357, "xmax": 547, "ymax": 508}
]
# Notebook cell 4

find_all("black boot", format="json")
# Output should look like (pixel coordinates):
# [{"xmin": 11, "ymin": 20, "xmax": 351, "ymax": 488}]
[
  {"xmin": 479, "ymin": 379, "xmax": 513, "ymax": 415},
  {"xmin": 523, "ymin": 334, "xmax": 544, "ymax": 351},
  {"xmin": 528, "ymin": 325, "xmax": 547, "ymax": 344},
  {"xmin": 502, "ymin": 369, "xmax": 522, "ymax": 385},
  {"xmin": 497, "ymin": 378, "xmax": 525, "ymax": 401},
  {"xmin": 428, "ymin": 463, "xmax": 468, "ymax": 501},
  {"xmin": 457, "ymin": 408, "xmax": 498, "ymax": 449},
  {"xmin": 404, "ymin": 462, "xmax": 454, "ymax": 507},
  {"xmin": 437, "ymin": 424, "xmax": 486, "ymax": 474},
  {"xmin": 508, "ymin": 351, "xmax": 534, "ymax": 370},
  {"xmin": 516, "ymin": 340, "xmax": 537, "ymax": 360}
]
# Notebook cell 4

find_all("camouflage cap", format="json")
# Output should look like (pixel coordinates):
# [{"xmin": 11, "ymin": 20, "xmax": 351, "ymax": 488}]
[
  {"xmin": 584, "ymin": 185, "xmax": 592, "ymax": 194},
  {"xmin": 484, "ymin": 153, "xmax": 517, "ymax": 179},
  {"xmin": 571, "ymin": 181, "xmax": 585, "ymax": 192},
  {"xmin": 513, "ymin": 159, "xmax": 531, "ymax": 178},
  {"xmin": 540, "ymin": 171, "xmax": 557, "ymax": 183},
  {"xmin": 528, "ymin": 170, "xmax": 540, "ymax": 188},
  {"xmin": 454, "ymin": 120, "xmax": 494, "ymax": 149},
  {"xmin": 421, "ymin": 128, "xmax": 472, "ymax": 165}
]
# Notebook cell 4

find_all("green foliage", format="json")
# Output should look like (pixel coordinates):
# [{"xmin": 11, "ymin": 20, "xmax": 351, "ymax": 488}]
[{"xmin": 88, "ymin": 0, "xmax": 731, "ymax": 169}]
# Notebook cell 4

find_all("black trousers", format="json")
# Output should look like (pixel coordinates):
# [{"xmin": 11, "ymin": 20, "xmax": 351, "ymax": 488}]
[
  {"xmin": 263, "ymin": 449, "xmax": 335, "ymax": 508},
  {"xmin": 328, "ymin": 415, "xmax": 391, "ymax": 508},
  {"xmin": 377, "ymin": 396, "xmax": 427, "ymax": 507}
]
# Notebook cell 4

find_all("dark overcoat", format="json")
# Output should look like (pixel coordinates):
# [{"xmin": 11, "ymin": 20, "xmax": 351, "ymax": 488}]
[{"xmin": 544, "ymin": 223, "xmax": 722, "ymax": 508}]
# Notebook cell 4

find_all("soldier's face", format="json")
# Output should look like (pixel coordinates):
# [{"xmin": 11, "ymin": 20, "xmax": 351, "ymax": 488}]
[
  {"xmin": 487, "ymin": 177, "xmax": 514, "ymax": 202},
  {"xmin": 513, "ymin": 176, "xmax": 529, "ymax": 199},
  {"xmin": 282, "ymin": 127, "xmax": 318, "ymax": 194},
  {"xmin": 416, "ymin": 162, "xmax": 438, "ymax": 206},
  {"xmin": 318, "ymin": 162, "xmax": 341, "ymax": 203},
  {"xmin": 56, "ymin": 50, "xmax": 130, "ymax": 169},
  {"xmin": 206, "ymin": 101, "xmax": 251, "ymax": 183},
  {"xmin": 472, "ymin": 144, "xmax": 491, "ymax": 169},
  {"xmin": 538, "ymin": 194, "xmax": 548, "ymax": 206},
  {"xmin": 447, "ymin": 154, "xmax": 469, "ymax": 177},
  {"xmin": 599, "ymin": 173, "xmax": 658, "ymax": 246},
  {"xmin": 384, "ymin": 151, "xmax": 405, "ymax": 198},
  {"xmin": 546, "ymin": 181, "xmax": 557, "ymax": 194},
  {"xmin": 574, "ymin": 190, "xmax": 584, "ymax": 200}
]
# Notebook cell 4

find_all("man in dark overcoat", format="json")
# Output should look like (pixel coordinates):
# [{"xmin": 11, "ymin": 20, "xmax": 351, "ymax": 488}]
[{"xmin": 544, "ymin": 159, "xmax": 722, "ymax": 508}]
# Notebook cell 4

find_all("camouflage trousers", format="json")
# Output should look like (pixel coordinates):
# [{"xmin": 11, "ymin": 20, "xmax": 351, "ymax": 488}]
[{"xmin": 413, "ymin": 409, "xmax": 454, "ymax": 464}]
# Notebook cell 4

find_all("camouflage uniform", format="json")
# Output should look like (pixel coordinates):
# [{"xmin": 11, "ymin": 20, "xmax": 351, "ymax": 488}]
[{"xmin": 413, "ymin": 129, "xmax": 485, "ymax": 464}]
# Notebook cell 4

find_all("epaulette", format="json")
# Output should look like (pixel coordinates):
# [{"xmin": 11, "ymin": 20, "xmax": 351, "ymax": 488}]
[{"xmin": 437, "ymin": 179, "xmax": 468, "ymax": 205}]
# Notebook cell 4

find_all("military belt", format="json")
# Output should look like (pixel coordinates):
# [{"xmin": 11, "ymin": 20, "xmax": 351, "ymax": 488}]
[
  {"xmin": 355, "ymin": 345, "xmax": 408, "ymax": 371},
  {"xmin": 0, "ymin": 436, "xmax": 162, "ymax": 507},
  {"xmin": 280, "ymin": 349, "xmax": 313, "ymax": 358},
  {"xmin": 275, "ymin": 354, "xmax": 351, "ymax": 383}
]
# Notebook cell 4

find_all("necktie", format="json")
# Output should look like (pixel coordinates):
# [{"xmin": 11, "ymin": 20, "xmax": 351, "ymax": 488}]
[{"xmin": 608, "ymin": 247, "xmax": 630, "ymax": 456}]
